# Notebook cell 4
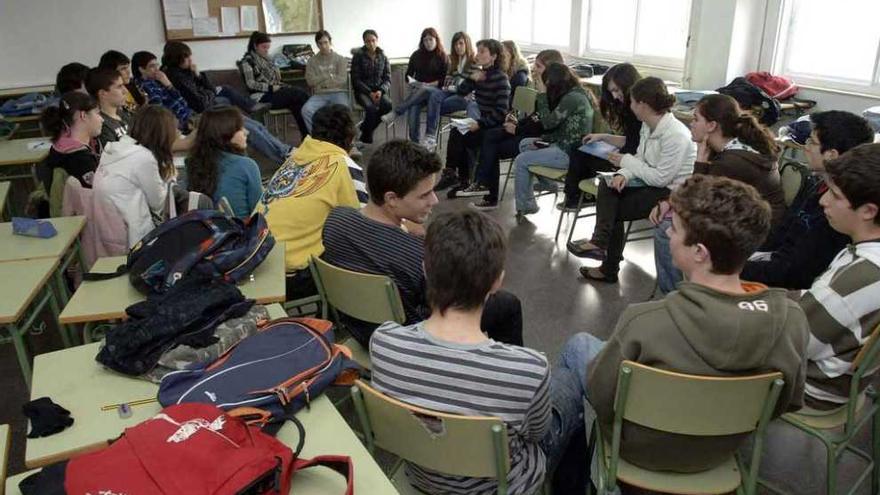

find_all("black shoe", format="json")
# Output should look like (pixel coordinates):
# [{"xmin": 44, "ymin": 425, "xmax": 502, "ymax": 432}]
[
  {"xmin": 556, "ymin": 201, "xmax": 580, "ymax": 212},
  {"xmin": 469, "ymin": 199, "xmax": 498, "ymax": 210},
  {"xmin": 434, "ymin": 169, "xmax": 459, "ymax": 191}
]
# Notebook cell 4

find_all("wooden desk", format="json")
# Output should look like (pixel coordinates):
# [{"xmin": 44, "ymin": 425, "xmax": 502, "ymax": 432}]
[
  {"xmin": 0, "ymin": 258, "xmax": 63, "ymax": 387},
  {"xmin": 0, "ymin": 216, "xmax": 85, "ymax": 263},
  {"xmin": 59, "ymin": 241, "xmax": 287, "ymax": 328},
  {"xmin": 0, "ymin": 84, "xmax": 54, "ymax": 100},
  {"xmin": 0, "ymin": 138, "xmax": 49, "ymax": 167}
]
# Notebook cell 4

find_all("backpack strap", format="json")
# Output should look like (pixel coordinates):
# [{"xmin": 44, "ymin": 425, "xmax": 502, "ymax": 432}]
[
  {"xmin": 292, "ymin": 455, "xmax": 354, "ymax": 495},
  {"xmin": 81, "ymin": 263, "xmax": 128, "ymax": 281}
]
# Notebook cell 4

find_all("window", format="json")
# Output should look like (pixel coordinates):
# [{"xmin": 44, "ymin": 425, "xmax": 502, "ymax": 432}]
[
  {"xmin": 769, "ymin": 0, "xmax": 880, "ymax": 93},
  {"xmin": 584, "ymin": 0, "xmax": 691, "ymax": 67},
  {"xmin": 499, "ymin": 0, "xmax": 572, "ymax": 48}
]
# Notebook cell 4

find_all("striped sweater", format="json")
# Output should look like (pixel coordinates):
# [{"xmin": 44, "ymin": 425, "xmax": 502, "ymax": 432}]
[
  {"xmin": 458, "ymin": 68, "xmax": 510, "ymax": 129},
  {"xmin": 800, "ymin": 240, "xmax": 880, "ymax": 409},
  {"xmin": 370, "ymin": 321, "xmax": 551, "ymax": 495}
]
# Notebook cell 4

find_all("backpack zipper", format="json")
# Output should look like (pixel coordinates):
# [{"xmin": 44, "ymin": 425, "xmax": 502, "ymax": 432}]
[{"xmin": 225, "ymin": 228, "xmax": 270, "ymax": 277}]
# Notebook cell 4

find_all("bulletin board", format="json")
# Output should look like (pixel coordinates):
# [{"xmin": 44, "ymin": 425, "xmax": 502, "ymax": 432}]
[{"xmin": 160, "ymin": 0, "xmax": 268, "ymax": 41}]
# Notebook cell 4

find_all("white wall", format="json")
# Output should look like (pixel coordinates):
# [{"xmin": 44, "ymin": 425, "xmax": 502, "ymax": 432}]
[{"xmin": 0, "ymin": 0, "xmax": 460, "ymax": 88}]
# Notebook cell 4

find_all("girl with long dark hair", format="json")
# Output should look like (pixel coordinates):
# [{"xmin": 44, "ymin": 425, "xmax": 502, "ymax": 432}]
[
  {"xmin": 423, "ymin": 31, "xmax": 477, "ymax": 150},
  {"xmin": 40, "ymin": 91, "xmax": 104, "ymax": 191}
]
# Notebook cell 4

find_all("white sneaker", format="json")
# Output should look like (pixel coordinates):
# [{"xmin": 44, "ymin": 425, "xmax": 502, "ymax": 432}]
[
  {"xmin": 381, "ymin": 112, "xmax": 396, "ymax": 127},
  {"xmin": 420, "ymin": 136, "xmax": 437, "ymax": 152}
]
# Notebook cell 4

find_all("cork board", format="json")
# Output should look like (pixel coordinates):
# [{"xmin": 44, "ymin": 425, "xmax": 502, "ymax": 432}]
[{"xmin": 161, "ymin": 0, "xmax": 267, "ymax": 41}]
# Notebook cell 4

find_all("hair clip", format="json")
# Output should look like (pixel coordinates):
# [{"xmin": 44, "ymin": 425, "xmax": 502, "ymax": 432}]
[{"xmin": 60, "ymin": 99, "xmax": 70, "ymax": 111}]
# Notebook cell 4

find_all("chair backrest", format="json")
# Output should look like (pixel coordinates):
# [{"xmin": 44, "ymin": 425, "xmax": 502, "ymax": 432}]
[
  {"xmin": 615, "ymin": 361, "xmax": 784, "ymax": 436},
  {"xmin": 0, "ymin": 424, "xmax": 9, "ymax": 492},
  {"xmin": 311, "ymin": 256, "xmax": 406, "ymax": 324},
  {"xmin": 511, "ymin": 86, "xmax": 537, "ymax": 115},
  {"xmin": 351, "ymin": 380, "xmax": 511, "ymax": 479},
  {"xmin": 49, "ymin": 166, "xmax": 69, "ymax": 217},
  {"xmin": 780, "ymin": 161, "xmax": 810, "ymax": 207}
]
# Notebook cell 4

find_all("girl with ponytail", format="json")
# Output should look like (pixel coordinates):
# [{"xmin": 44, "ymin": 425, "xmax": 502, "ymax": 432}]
[
  {"xmin": 39, "ymin": 91, "xmax": 104, "ymax": 189},
  {"xmin": 650, "ymin": 93, "xmax": 787, "ymax": 294}
]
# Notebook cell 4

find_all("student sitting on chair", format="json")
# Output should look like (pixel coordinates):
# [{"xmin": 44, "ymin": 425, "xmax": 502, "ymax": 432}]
[
  {"xmin": 86, "ymin": 68, "xmax": 132, "ymax": 149},
  {"xmin": 94, "ymin": 105, "xmax": 178, "ymax": 248},
  {"xmin": 131, "ymin": 51, "xmax": 194, "ymax": 132},
  {"xmin": 572, "ymin": 77, "xmax": 695, "ymax": 284},
  {"xmin": 350, "ymin": 29, "xmax": 392, "ymax": 146},
  {"xmin": 39, "ymin": 91, "xmax": 103, "ymax": 190},
  {"xmin": 239, "ymin": 31, "xmax": 310, "ymax": 138},
  {"xmin": 370, "ymin": 209, "xmax": 583, "ymax": 494},
  {"xmin": 561, "ymin": 174, "xmax": 808, "ymax": 473},
  {"xmin": 98, "ymin": 50, "xmax": 146, "ymax": 111},
  {"xmin": 741, "ymin": 111, "xmax": 875, "ymax": 290},
  {"xmin": 797, "ymin": 143, "xmax": 880, "ymax": 410},
  {"xmin": 502, "ymin": 40, "xmax": 531, "ymax": 103},
  {"xmin": 381, "ymin": 27, "xmax": 449, "ymax": 144},
  {"xmin": 55, "ymin": 62, "xmax": 90, "ymax": 94},
  {"xmin": 422, "ymin": 31, "xmax": 477, "ymax": 152},
  {"xmin": 651, "ymin": 94, "xmax": 787, "ymax": 294},
  {"xmin": 321, "ymin": 140, "xmax": 524, "ymax": 348},
  {"xmin": 185, "ymin": 107, "xmax": 262, "ymax": 218},
  {"xmin": 255, "ymin": 104, "xmax": 367, "ymax": 301},
  {"xmin": 302, "ymin": 30, "xmax": 350, "ymax": 134}
]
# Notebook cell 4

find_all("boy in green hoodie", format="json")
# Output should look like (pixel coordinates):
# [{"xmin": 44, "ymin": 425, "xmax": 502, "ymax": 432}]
[{"xmin": 558, "ymin": 174, "xmax": 809, "ymax": 473}]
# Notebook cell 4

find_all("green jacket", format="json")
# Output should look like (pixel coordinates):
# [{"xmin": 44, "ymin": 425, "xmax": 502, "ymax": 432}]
[
  {"xmin": 587, "ymin": 282, "xmax": 809, "ymax": 473},
  {"xmin": 535, "ymin": 85, "xmax": 593, "ymax": 154}
]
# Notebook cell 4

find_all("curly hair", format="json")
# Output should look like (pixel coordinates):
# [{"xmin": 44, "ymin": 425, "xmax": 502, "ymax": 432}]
[
  {"xmin": 669, "ymin": 175, "xmax": 771, "ymax": 274},
  {"xmin": 186, "ymin": 107, "xmax": 246, "ymax": 197},
  {"xmin": 311, "ymin": 104, "xmax": 356, "ymax": 151},
  {"xmin": 696, "ymin": 94, "xmax": 779, "ymax": 158}
]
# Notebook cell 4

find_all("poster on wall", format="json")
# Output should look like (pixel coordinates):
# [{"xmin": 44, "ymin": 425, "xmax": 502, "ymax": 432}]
[{"xmin": 262, "ymin": 0, "xmax": 323, "ymax": 34}]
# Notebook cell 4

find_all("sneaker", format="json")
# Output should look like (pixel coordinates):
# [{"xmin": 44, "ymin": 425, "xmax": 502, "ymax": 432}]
[
  {"xmin": 447, "ymin": 183, "xmax": 467, "ymax": 199},
  {"xmin": 556, "ymin": 201, "xmax": 580, "ymax": 212},
  {"xmin": 470, "ymin": 199, "xmax": 498, "ymax": 211},
  {"xmin": 381, "ymin": 112, "xmax": 396, "ymax": 127},
  {"xmin": 420, "ymin": 135, "xmax": 438, "ymax": 153},
  {"xmin": 457, "ymin": 183, "xmax": 489, "ymax": 197},
  {"xmin": 434, "ymin": 169, "xmax": 459, "ymax": 191}
]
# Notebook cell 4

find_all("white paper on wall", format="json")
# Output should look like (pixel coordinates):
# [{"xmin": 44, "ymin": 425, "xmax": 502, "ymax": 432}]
[
  {"xmin": 192, "ymin": 16, "xmax": 220, "ymax": 37},
  {"xmin": 163, "ymin": 0, "xmax": 193, "ymax": 30},
  {"xmin": 189, "ymin": 0, "xmax": 209, "ymax": 18},
  {"xmin": 240, "ymin": 5, "xmax": 259, "ymax": 32},
  {"xmin": 221, "ymin": 7, "xmax": 241, "ymax": 35}
]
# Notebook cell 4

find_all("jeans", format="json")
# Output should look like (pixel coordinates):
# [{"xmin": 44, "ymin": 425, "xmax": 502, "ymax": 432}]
[
  {"xmin": 260, "ymin": 85, "xmax": 310, "ymax": 138},
  {"xmin": 654, "ymin": 217, "xmax": 683, "ymax": 294},
  {"xmin": 475, "ymin": 127, "xmax": 522, "ymax": 203},
  {"xmin": 301, "ymin": 92, "xmax": 350, "ymax": 133},
  {"xmin": 395, "ymin": 85, "xmax": 434, "ymax": 142},
  {"xmin": 593, "ymin": 182, "xmax": 670, "ymax": 276},
  {"xmin": 424, "ymin": 88, "xmax": 472, "ymax": 137},
  {"xmin": 354, "ymin": 92, "xmax": 392, "ymax": 143},
  {"xmin": 242, "ymin": 115, "xmax": 291, "ymax": 165},
  {"xmin": 539, "ymin": 333, "xmax": 607, "ymax": 489},
  {"xmin": 216, "ymin": 86, "xmax": 256, "ymax": 113},
  {"xmin": 514, "ymin": 138, "xmax": 571, "ymax": 213}
]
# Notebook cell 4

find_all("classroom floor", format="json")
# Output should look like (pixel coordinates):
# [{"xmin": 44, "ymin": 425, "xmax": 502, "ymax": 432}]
[{"xmin": 0, "ymin": 121, "xmax": 875, "ymax": 494}]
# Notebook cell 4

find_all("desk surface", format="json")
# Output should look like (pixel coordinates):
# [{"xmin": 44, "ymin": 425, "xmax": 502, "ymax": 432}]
[
  {"xmin": 0, "ymin": 84, "xmax": 54, "ymax": 99},
  {"xmin": 0, "ymin": 216, "xmax": 85, "ymax": 263},
  {"xmin": 59, "ymin": 240, "xmax": 287, "ymax": 324},
  {"xmin": 0, "ymin": 258, "xmax": 59, "ymax": 324},
  {"xmin": 0, "ymin": 138, "xmax": 49, "ymax": 167}
]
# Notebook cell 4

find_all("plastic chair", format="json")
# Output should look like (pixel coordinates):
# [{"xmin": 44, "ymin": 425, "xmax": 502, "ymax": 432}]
[
  {"xmin": 762, "ymin": 324, "xmax": 880, "ymax": 495},
  {"xmin": 352, "ymin": 380, "xmax": 533, "ymax": 495},
  {"xmin": 498, "ymin": 86, "xmax": 539, "ymax": 201},
  {"xmin": 0, "ymin": 424, "xmax": 8, "ymax": 494},
  {"xmin": 310, "ymin": 256, "xmax": 406, "ymax": 370},
  {"xmin": 562, "ymin": 178, "xmax": 654, "ymax": 246},
  {"xmin": 590, "ymin": 361, "xmax": 784, "ymax": 495},
  {"xmin": 779, "ymin": 161, "xmax": 811, "ymax": 207}
]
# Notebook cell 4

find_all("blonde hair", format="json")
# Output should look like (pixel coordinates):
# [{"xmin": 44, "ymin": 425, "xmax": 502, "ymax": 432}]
[{"xmin": 502, "ymin": 40, "xmax": 530, "ymax": 79}]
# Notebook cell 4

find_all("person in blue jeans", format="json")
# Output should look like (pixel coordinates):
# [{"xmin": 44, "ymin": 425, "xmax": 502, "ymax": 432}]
[
  {"xmin": 185, "ymin": 107, "xmax": 262, "ymax": 217},
  {"xmin": 422, "ymin": 31, "xmax": 476, "ymax": 150},
  {"xmin": 302, "ymin": 30, "xmax": 351, "ymax": 133},
  {"xmin": 381, "ymin": 27, "xmax": 449, "ymax": 143}
]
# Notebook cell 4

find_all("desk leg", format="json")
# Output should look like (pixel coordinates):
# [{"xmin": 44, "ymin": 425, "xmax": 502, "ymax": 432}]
[
  {"xmin": 5, "ymin": 322, "xmax": 31, "ymax": 389},
  {"xmin": 82, "ymin": 321, "xmax": 96, "ymax": 344},
  {"xmin": 45, "ymin": 280, "xmax": 71, "ymax": 348}
]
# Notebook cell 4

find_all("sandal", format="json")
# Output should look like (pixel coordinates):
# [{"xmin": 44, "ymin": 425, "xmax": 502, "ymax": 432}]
[
  {"xmin": 567, "ymin": 239, "xmax": 606, "ymax": 260},
  {"xmin": 579, "ymin": 266, "xmax": 618, "ymax": 283}
]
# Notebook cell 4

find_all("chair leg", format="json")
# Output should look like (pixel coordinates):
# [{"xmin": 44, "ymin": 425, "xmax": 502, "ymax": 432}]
[
  {"xmin": 873, "ymin": 403, "xmax": 880, "ymax": 494},
  {"xmin": 500, "ymin": 161, "xmax": 513, "ymax": 202},
  {"xmin": 824, "ymin": 439, "xmax": 838, "ymax": 495},
  {"xmin": 566, "ymin": 192, "xmax": 586, "ymax": 245},
  {"xmin": 554, "ymin": 206, "xmax": 566, "ymax": 242}
]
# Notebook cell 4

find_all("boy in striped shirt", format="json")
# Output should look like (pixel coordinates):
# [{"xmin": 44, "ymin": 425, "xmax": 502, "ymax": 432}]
[
  {"xmin": 799, "ymin": 143, "xmax": 880, "ymax": 409},
  {"xmin": 370, "ymin": 210, "xmax": 584, "ymax": 494}
]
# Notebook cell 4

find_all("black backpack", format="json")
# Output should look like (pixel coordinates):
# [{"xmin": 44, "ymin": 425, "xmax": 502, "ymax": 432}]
[
  {"xmin": 716, "ymin": 77, "xmax": 782, "ymax": 126},
  {"xmin": 85, "ymin": 210, "xmax": 275, "ymax": 295}
]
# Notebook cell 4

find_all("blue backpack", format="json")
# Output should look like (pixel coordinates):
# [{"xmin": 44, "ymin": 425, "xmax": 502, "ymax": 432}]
[{"xmin": 157, "ymin": 317, "xmax": 361, "ymax": 427}]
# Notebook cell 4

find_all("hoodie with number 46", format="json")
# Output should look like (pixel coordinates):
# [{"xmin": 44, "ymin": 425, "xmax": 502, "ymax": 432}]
[{"xmin": 586, "ymin": 281, "xmax": 810, "ymax": 473}]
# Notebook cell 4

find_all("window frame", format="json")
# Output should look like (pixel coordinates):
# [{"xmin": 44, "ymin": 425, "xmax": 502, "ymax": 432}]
[{"xmin": 758, "ymin": 0, "xmax": 880, "ymax": 96}]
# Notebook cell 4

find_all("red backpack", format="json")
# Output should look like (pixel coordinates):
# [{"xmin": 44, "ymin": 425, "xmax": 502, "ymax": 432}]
[
  {"xmin": 19, "ymin": 403, "xmax": 353, "ymax": 495},
  {"xmin": 745, "ymin": 71, "xmax": 799, "ymax": 100}
]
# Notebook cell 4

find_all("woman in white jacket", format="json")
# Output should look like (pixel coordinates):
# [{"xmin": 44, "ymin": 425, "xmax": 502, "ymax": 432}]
[
  {"xmin": 574, "ymin": 77, "xmax": 696, "ymax": 283},
  {"xmin": 93, "ymin": 105, "xmax": 177, "ymax": 247}
]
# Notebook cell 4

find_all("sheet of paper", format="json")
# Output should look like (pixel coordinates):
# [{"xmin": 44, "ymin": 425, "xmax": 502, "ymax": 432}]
[
  {"xmin": 162, "ymin": 0, "xmax": 193, "ymax": 30},
  {"xmin": 240, "ymin": 5, "xmax": 259, "ymax": 31},
  {"xmin": 189, "ymin": 0, "xmax": 209, "ymax": 18},
  {"xmin": 221, "ymin": 6, "xmax": 240, "ymax": 35},
  {"xmin": 192, "ymin": 16, "xmax": 220, "ymax": 37},
  {"xmin": 27, "ymin": 139, "xmax": 51, "ymax": 151}
]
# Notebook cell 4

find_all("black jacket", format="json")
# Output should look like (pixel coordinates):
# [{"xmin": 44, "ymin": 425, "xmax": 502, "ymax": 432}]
[
  {"xmin": 741, "ymin": 177, "xmax": 849, "ymax": 290},
  {"xmin": 350, "ymin": 46, "xmax": 391, "ymax": 95},
  {"xmin": 165, "ymin": 66, "xmax": 216, "ymax": 113},
  {"xmin": 405, "ymin": 49, "xmax": 448, "ymax": 86}
]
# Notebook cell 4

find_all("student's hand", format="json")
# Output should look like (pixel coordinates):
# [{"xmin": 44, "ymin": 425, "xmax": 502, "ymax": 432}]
[
  {"xmin": 469, "ymin": 121, "xmax": 480, "ymax": 132},
  {"xmin": 401, "ymin": 219, "xmax": 426, "ymax": 237},
  {"xmin": 505, "ymin": 112, "xmax": 518, "ymax": 124},
  {"xmin": 156, "ymin": 70, "xmax": 173, "ymax": 88},
  {"xmin": 503, "ymin": 122, "xmax": 517, "ymax": 135},
  {"xmin": 696, "ymin": 137, "xmax": 711, "ymax": 162},
  {"xmin": 582, "ymin": 133, "xmax": 605, "ymax": 145},
  {"xmin": 607, "ymin": 151, "xmax": 623, "ymax": 167},
  {"xmin": 469, "ymin": 69, "xmax": 486, "ymax": 82},
  {"xmin": 535, "ymin": 78, "xmax": 546, "ymax": 93},
  {"xmin": 611, "ymin": 174, "xmax": 628, "ymax": 192},
  {"xmin": 370, "ymin": 90, "xmax": 381, "ymax": 103},
  {"xmin": 649, "ymin": 200, "xmax": 671, "ymax": 225},
  {"xmin": 190, "ymin": 63, "xmax": 198, "ymax": 74}
]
